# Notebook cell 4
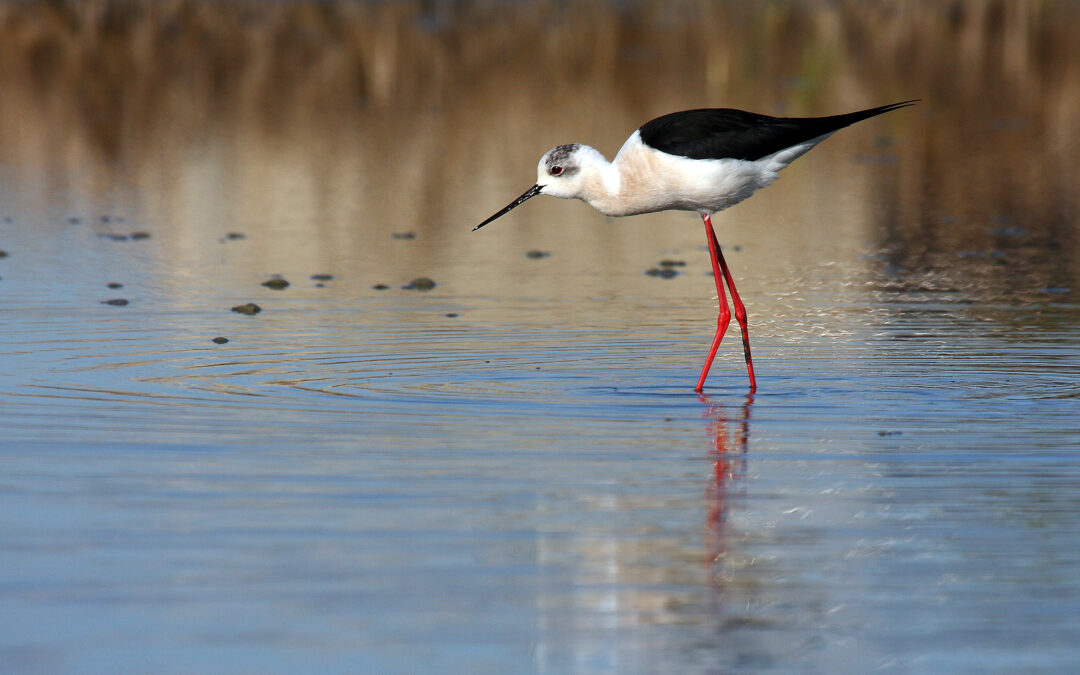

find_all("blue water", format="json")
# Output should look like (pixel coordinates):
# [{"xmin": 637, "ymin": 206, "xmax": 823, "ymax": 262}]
[
  {"xmin": 1, "ymin": 210, "xmax": 1078, "ymax": 672},
  {"xmin": 2, "ymin": 1, "xmax": 1080, "ymax": 669}
]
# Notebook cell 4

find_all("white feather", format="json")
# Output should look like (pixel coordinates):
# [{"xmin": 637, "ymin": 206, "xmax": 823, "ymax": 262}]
[{"xmin": 536, "ymin": 130, "xmax": 833, "ymax": 217}]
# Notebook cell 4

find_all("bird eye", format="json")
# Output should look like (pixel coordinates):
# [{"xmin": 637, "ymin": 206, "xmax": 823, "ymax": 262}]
[{"xmin": 550, "ymin": 165, "xmax": 563, "ymax": 176}]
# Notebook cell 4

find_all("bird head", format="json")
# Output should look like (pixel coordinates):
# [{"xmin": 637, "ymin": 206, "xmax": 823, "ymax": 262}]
[
  {"xmin": 533, "ymin": 144, "xmax": 587, "ymax": 199},
  {"xmin": 473, "ymin": 144, "xmax": 601, "ymax": 231}
]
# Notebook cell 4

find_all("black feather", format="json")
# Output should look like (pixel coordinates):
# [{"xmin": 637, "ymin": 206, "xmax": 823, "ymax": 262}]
[{"xmin": 638, "ymin": 101, "xmax": 917, "ymax": 161}]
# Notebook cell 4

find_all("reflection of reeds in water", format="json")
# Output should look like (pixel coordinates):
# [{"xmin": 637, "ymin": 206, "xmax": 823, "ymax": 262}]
[{"xmin": 0, "ymin": 1, "xmax": 1077, "ymax": 294}]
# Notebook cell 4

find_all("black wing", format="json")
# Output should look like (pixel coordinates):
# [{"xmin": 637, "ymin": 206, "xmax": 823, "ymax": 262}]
[{"xmin": 638, "ymin": 101, "xmax": 917, "ymax": 161}]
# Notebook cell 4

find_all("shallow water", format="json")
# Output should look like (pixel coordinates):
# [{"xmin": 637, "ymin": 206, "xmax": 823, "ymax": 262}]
[{"xmin": 2, "ymin": 1, "xmax": 1079, "ymax": 673}]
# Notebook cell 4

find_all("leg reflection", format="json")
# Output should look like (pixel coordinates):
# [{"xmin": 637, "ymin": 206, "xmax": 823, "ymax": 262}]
[{"xmin": 701, "ymin": 393, "xmax": 753, "ymax": 573}]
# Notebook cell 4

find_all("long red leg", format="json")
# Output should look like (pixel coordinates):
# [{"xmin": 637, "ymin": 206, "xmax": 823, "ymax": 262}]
[
  {"xmin": 713, "ymin": 230, "xmax": 757, "ymax": 392},
  {"xmin": 697, "ymin": 213, "xmax": 757, "ymax": 393},
  {"xmin": 695, "ymin": 213, "xmax": 731, "ymax": 392}
]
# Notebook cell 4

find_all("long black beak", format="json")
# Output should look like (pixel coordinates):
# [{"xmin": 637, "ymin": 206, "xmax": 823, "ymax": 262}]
[{"xmin": 473, "ymin": 184, "xmax": 543, "ymax": 231}]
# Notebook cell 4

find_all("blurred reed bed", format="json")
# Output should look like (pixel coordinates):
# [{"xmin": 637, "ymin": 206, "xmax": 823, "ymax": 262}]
[{"xmin": 0, "ymin": 0, "xmax": 1076, "ymax": 297}]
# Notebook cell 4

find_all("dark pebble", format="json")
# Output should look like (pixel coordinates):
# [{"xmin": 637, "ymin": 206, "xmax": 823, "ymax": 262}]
[
  {"xmin": 129, "ymin": 231, "xmax": 151, "ymax": 240},
  {"xmin": 645, "ymin": 267, "xmax": 678, "ymax": 279},
  {"xmin": 101, "ymin": 298, "xmax": 129, "ymax": 306},
  {"xmin": 0, "ymin": 250, "xmax": 7, "ymax": 258},
  {"xmin": 315, "ymin": 283, "xmax": 325, "ymax": 288},
  {"xmin": 392, "ymin": 232, "xmax": 417, "ymax": 240},
  {"xmin": 99, "ymin": 233, "xmax": 128, "ymax": 241},
  {"xmin": 373, "ymin": 284, "xmax": 390, "ymax": 290},
  {"xmin": 658, "ymin": 259, "xmax": 686, "ymax": 268},
  {"xmin": 212, "ymin": 337, "xmax": 230, "ymax": 344},
  {"xmin": 231, "ymin": 302, "xmax": 262, "ymax": 315},
  {"xmin": 225, "ymin": 232, "xmax": 246, "ymax": 240},
  {"xmin": 68, "ymin": 217, "xmax": 81, "ymax": 225},
  {"xmin": 877, "ymin": 430, "xmax": 903, "ymax": 437},
  {"xmin": 310, "ymin": 274, "xmax": 334, "ymax": 281},
  {"xmin": 261, "ymin": 278, "xmax": 290, "ymax": 290},
  {"xmin": 107, "ymin": 282, "xmax": 123, "ymax": 289},
  {"xmin": 525, "ymin": 250, "xmax": 550, "ymax": 259},
  {"xmin": 445, "ymin": 312, "xmax": 459, "ymax": 317},
  {"xmin": 404, "ymin": 277, "xmax": 436, "ymax": 291}
]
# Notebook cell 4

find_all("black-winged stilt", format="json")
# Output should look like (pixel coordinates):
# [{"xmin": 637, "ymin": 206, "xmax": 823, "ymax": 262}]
[{"xmin": 474, "ymin": 101, "xmax": 917, "ymax": 393}]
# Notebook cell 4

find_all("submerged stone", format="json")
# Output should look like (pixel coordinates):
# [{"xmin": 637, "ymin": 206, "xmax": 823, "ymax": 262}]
[
  {"xmin": 372, "ymin": 284, "xmax": 390, "ymax": 290},
  {"xmin": 129, "ymin": 231, "xmax": 151, "ymax": 240},
  {"xmin": 101, "ymin": 298, "xmax": 129, "ymax": 306},
  {"xmin": 404, "ymin": 277, "xmax": 436, "ymax": 291},
  {"xmin": 645, "ymin": 267, "xmax": 679, "ymax": 279},
  {"xmin": 225, "ymin": 232, "xmax": 246, "ymax": 240},
  {"xmin": 525, "ymin": 250, "xmax": 551, "ymax": 259},
  {"xmin": 107, "ymin": 282, "xmax": 123, "ymax": 289},
  {"xmin": 391, "ymin": 232, "xmax": 417, "ymax": 240},
  {"xmin": 310, "ymin": 274, "xmax": 334, "ymax": 281},
  {"xmin": 231, "ymin": 302, "xmax": 262, "ymax": 315},
  {"xmin": 212, "ymin": 337, "xmax": 230, "ymax": 344},
  {"xmin": 658, "ymin": 259, "xmax": 686, "ymax": 268},
  {"xmin": 261, "ymin": 278, "xmax": 290, "ymax": 290}
]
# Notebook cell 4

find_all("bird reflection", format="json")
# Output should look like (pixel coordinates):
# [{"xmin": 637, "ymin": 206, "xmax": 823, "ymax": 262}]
[{"xmin": 701, "ymin": 393, "xmax": 753, "ymax": 573}]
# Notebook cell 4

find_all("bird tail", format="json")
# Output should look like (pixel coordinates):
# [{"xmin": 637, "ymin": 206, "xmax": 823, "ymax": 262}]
[{"xmin": 822, "ymin": 100, "xmax": 920, "ymax": 128}]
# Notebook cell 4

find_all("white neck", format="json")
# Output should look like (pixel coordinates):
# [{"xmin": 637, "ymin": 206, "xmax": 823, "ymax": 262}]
[
  {"xmin": 579, "ymin": 151, "xmax": 624, "ymax": 216},
  {"xmin": 579, "ymin": 132, "xmax": 669, "ymax": 217}
]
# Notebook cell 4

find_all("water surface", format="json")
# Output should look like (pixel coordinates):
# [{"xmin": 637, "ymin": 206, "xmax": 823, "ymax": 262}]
[{"xmin": 1, "ymin": 2, "xmax": 1079, "ymax": 672}]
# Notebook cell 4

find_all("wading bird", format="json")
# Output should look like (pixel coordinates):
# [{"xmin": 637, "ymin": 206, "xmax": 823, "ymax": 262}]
[{"xmin": 473, "ymin": 101, "xmax": 916, "ymax": 392}]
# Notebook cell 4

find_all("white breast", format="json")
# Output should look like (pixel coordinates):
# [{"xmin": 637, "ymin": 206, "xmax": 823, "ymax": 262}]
[{"xmin": 587, "ymin": 130, "xmax": 830, "ymax": 216}]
